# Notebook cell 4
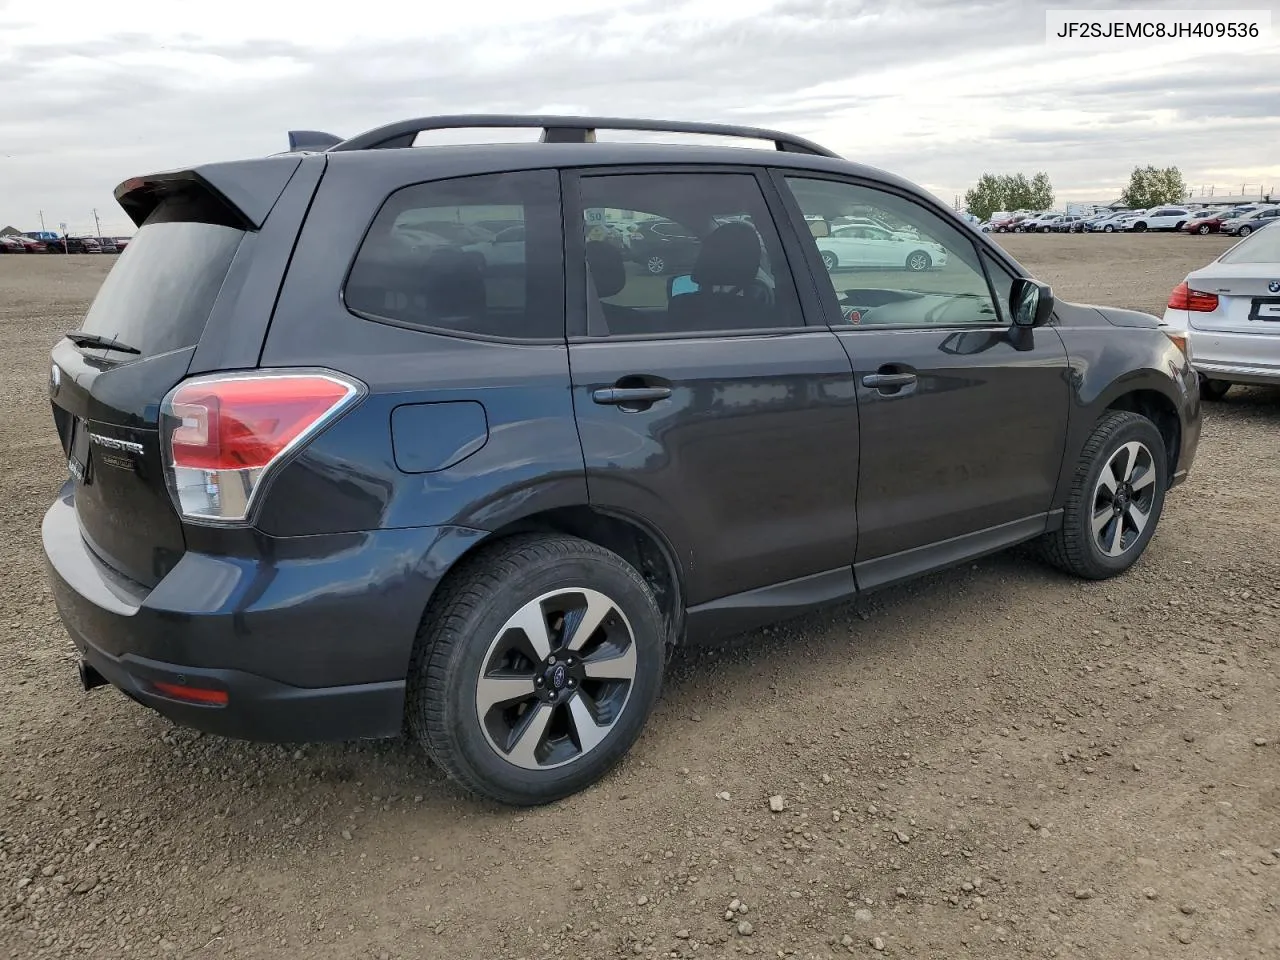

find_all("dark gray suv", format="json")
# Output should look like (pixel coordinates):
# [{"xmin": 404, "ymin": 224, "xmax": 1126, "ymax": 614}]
[{"xmin": 43, "ymin": 116, "xmax": 1201, "ymax": 805}]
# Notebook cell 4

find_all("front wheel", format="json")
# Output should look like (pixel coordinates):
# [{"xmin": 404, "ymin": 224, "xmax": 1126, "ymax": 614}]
[
  {"xmin": 1132, "ymin": 222, "xmax": 1147, "ymax": 232},
  {"xmin": 1103, "ymin": 224, "xmax": 1115, "ymax": 233},
  {"xmin": 1238, "ymin": 225, "xmax": 1253, "ymax": 237},
  {"xmin": 905, "ymin": 250, "xmax": 932, "ymax": 271},
  {"xmin": 406, "ymin": 534, "xmax": 666, "ymax": 805},
  {"xmin": 1039, "ymin": 411, "xmax": 1168, "ymax": 580},
  {"xmin": 820, "ymin": 250, "xmax": 838, "ymax": 271},
  {"xmin": 1197, "ymin": 223, "xmax": 1211, "ymax": 235},
  {"xmin": 645, "ymin": 255, "xmax": 667, "ymax": 275}
]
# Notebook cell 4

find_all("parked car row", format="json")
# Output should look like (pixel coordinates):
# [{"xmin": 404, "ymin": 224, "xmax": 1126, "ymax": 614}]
[
  {"xmin": 0, "ymin": 235, "xmax": 129, "ymax": 254},
  {"xmin": 979, "ymin": 204, "xmax": 1279, "ymax": 237}
]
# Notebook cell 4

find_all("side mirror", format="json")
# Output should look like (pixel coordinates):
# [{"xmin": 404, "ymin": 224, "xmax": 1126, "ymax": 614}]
[
  {"xmin": 668, "ymin": 274, "xmax": 699, "ymax": 298},
  {"xmin": 807, "ymin": 219, "xmax": 830, "ymax": 238},
  {"xmin": 1010, "ymin": 278, "xmax": 1054, "ymax": 327}
]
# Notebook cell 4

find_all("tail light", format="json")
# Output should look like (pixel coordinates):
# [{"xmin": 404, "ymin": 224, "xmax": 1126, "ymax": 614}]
[
  {"xmin": 1167, "ymin": 282, "xmax": 1218, "ymax": 313},
  {"xmin": 160, "ymin": 370, "xmax": 363, "ymax": 522}
]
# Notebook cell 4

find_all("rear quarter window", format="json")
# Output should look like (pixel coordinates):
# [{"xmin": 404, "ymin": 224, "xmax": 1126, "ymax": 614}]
[{"xmin": 344, "ymin": 170, "xmax": 564, "ymax": 341}]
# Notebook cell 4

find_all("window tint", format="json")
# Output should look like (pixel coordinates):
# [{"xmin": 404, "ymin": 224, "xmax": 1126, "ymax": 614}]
[
  {"xmin": 578, "ymin": 173, "xmax": 804, "ymax": 337},
  {"xmin": 345, "ymin": 170, "xmax": 563, "ymax": 340},
  {"xmin": 78, "ymin": 193, "xmax": 245, "ymax": 358},
  {"xmin": 784, "ymin": 177, "xmax": 1001, "ymax": 328}
]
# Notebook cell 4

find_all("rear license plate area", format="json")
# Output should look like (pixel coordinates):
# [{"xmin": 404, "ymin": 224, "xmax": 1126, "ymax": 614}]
[
  {"xmin": 1249, "ymin": 298, "xmax": 1280, "ymax": 322},
  {"xmin": 68, "ymin": 418, "xmax": 92, "ymax": 485}
]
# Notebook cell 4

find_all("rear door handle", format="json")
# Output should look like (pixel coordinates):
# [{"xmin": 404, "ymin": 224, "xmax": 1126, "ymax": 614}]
[
  {"xmin": 592, "ymin": 386, "xmax": 673, "ymax": 405},
  {"xmin": 861, "ymin": 373, "xmax": 917, "ymax": 388}
]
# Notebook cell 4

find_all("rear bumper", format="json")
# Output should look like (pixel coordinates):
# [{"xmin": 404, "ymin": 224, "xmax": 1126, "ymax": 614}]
[
  {"xmin": 1188, "ymin": 328, "xmax": 1280, "ymax": 386},
  {"xmin": 43, "ymin": 482, "xmax": 486, "ymax": 742},
  {"xmin": 74, "ymin": 637, "xmax": 404, "ymax": 742}
]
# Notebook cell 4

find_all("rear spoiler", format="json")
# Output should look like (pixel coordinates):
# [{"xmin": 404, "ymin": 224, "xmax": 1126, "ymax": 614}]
[
  {"xmin": 114, "ymin": 154, "xmax": 304, "ymax": 229},
  {"xmin": 286, "ymin": 130, "xmax": 343, "ymax": 153}
]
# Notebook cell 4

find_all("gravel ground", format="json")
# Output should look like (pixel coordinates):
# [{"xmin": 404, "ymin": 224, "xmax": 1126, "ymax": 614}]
[{"xmin": 2, "ymin": 234, "xmax": 1277, "ymax": 960}]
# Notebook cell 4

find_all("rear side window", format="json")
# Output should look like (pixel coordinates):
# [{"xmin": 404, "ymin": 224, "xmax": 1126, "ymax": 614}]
[
  {"xmin": 345, "ymin": 170, "xmax": 564, "ymax": 341},
  {"xmin": 577, "ymin": 172, "xmax": 805, "ymax": 337},
  {"xmin": 78, "ymin": 193, "xmax": 244, "ymax": 358}
]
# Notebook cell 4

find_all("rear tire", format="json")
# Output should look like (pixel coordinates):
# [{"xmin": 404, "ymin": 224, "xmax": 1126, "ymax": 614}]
[
  {"xmin": 1199, "ymin": 376, "xmax": 1231, "ymax": 401},
  {"xmin": 821, "ymin": 250, "xmax": 839, "ymax": 271},
  {"xmin": 406, "ymin": 534, "xmax": 665, "ymax": 806},
  {"xmin": 1039, "ymin": 411, "xmax": 1168, "ymax": 580}
]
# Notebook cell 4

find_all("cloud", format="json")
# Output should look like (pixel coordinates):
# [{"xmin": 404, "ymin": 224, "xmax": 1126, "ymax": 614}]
[{"xmin": 2, "ymin": 0, "xmax": 1278, "ymax": 233}]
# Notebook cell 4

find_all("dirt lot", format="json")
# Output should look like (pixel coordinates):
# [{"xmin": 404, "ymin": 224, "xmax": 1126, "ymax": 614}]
[{"xmin": 2, "ymin": 234, "xmax": 1277, "ymax": 960}]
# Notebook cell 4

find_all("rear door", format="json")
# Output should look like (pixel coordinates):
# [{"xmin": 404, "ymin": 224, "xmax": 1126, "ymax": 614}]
[
  {"xmin": 774, "ymin": 172, "xmax": 1071, "ymax": 590},
  {"xmin": 49, "ymin": 159, "xmax": 315, "ymax": 587},
  {"xmin": 564, "ymin": 168, "xmax": 859, "ymax": 608}
]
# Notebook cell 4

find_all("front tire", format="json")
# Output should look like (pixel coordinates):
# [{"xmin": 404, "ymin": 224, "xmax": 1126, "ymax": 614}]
[
  {"xmin": 406, "ymin": 534, "xmax": 665, "ymax": 806},
  {"xmin": 645, "ymin": 255, "xmax": 667, "ymax": 275},
  {"xmin": 1238, "ymin": 225, "xmax": 1253, "ymax": 237},
  {"xmin": 1039, "ymin": 411, "xmax": 1168, "ymax": 580},
  {"xmin": 1133, "ymin": 222, "xmax": 1147, "ymax": 232},
  {"xmin": 905, "ymin": 250, "xmax": 932, "ymax": 271},
  {"xmin": 1197, "ymin": 223, "xmax": 1211, "ymax": 235},
  {"xmin": 821, "ymin": 250, "xmax": 839, "ymax": 271}
]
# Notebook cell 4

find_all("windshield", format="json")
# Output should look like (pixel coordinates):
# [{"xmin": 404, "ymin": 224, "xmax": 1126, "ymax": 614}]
[{"xmin": 1219, "ymin": 224, "xmax": 1280, "ymax": 264}]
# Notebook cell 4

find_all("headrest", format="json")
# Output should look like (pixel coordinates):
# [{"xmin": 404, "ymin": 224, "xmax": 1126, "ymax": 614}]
[
  {"xmin": 585, "ymin": 240, "xmax": 626, "ymax": 298},
  {"xmin": 692, "ymin": 221, "xmax": 762, "ymax": 288}
]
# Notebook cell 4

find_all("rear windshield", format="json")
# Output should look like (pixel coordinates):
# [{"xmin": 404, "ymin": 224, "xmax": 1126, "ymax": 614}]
[
  {"xmin": 78, "ymin": 194, "xmax": 244, "ymax": 358},
  {"xmin": 1220, "ymin": 224, "xmax": 1280, "ymax": 264}
]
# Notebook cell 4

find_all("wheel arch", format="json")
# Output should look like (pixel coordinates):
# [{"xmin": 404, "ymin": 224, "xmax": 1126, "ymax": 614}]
[
  {"xmin": 1105, "ymin": 388, "xmax": 1181, "ymax": 477},
  {"xmin": 422, "ymin": 506, "xmax": 686, "ymax": 649}
]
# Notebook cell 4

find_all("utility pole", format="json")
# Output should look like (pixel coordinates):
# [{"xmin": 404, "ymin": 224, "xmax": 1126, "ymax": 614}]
[
  {"xmin": 39, "ymin": 210, "xmax": 46, "ymax": 231},
  {"xmin": 92, "ymin": 209, "xmax": 102, "ymax": 238}
]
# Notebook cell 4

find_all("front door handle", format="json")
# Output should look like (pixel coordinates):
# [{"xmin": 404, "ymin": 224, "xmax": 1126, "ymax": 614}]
[
  {"xmin": 592, "ymin": 386, "xmax": 673, "ymax": 405},
  {"xmin": 861, "ymin": 372, "xmax": 917, "ymax": 388}
]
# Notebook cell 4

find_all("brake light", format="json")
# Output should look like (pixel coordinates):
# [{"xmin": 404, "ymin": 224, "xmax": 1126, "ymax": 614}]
[
  {"xmin": 1168, "ymin": 282, "xmax": 1218, "ymax": 313},
  {"xmin": 160, "ymin": 370, "xmax": 362, "ymax": 522}
]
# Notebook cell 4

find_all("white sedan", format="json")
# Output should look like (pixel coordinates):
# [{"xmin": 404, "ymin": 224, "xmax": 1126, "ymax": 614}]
[
  {"xmin": 817, "ymin": 224, "xmax": 949, "ymax": 272},
  {"xmin": 1161, "ymin": 223, "xmax": 1280, "ymax": 399}
]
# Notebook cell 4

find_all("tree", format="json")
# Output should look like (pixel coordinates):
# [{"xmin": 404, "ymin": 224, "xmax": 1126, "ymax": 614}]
[
  {"xmin": 963, "ymin": 171, "xmax": 1054, "ymax": 220},
  {"xmin": 1028, "ymin": 172, "xmax": 1054, "ymax": 211},
  {"xmin": 963, "ymin": 174, "xmax": 1005, "ymax": 221},
  {"xmin": 1120, "ymin": 165, "xmax": 1187, "ymax": 208}
]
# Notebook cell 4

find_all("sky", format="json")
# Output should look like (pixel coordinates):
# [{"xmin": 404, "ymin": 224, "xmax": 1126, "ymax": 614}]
[{"xmin": 2, "ymin": 0, "xmax": 1278, "ymax": 235}]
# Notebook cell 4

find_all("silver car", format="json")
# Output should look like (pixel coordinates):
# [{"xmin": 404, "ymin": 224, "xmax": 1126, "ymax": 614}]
[{"xmin": 1161, "ymin": 224, "xmax": 1280, "ymax": 399}]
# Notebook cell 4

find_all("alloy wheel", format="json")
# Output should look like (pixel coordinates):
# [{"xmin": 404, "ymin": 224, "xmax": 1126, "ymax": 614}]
[
  {"xmin": 475, "ymin": 588, "xmax": 638, "ymax": 771},
  {"xmin": 907, "ymin": 252, "xmax": 930, "ymax": 271},
  {"xmin": 646, "ymin": 256, "xmax": 666, "ymax": 274},
  {"xmin": 821, "ymin": 251, "xmax": 837, "ymax": 271},
  {"xmin": 1091, "ymin": 441, "xmax": 1157, "ymax": 558}
]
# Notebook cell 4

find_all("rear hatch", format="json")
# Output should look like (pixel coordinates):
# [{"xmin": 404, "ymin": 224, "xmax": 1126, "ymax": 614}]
[{"xmin": 49, "ymin": 158, "xmax": 302, "ymax": 587}]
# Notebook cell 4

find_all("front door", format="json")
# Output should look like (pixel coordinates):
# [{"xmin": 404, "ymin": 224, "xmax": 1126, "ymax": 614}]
[
  {"xmin": 776, "ymin": 173, "xmax": 1072, "ymax": 590},
  {"xmin": 564, "ymin": 168, "xmax": 860, "ymax": 607}
]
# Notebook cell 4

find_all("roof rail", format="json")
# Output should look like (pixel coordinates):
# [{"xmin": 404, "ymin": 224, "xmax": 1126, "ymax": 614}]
[{"xmin": 325, "ymin": 115, "xmax": 840, "ymax": 158}]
